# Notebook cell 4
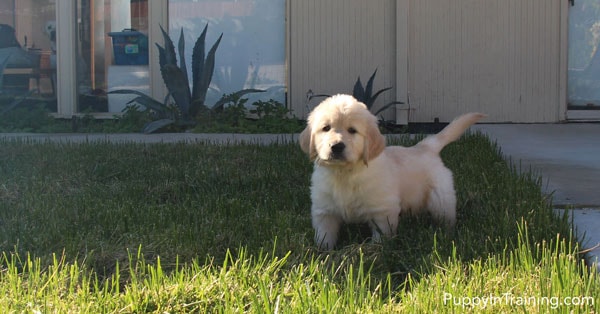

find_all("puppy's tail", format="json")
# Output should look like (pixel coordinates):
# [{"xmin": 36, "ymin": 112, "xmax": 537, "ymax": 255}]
[{"xmin": 417, "ymin": 113, "xmax": 486, "ymax": 153}]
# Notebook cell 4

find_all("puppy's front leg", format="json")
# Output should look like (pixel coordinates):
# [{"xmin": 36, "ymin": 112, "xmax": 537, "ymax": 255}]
[
  {"xmin": 369, "ymin": 213, "xmax": 399, "ymax": 243},
  {"xmin": 312, "ymin": 213, "xmax": 342, "ymax": 250}
]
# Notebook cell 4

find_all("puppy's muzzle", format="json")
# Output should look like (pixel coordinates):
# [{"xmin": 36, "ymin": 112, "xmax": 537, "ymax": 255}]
[{"xmin": 329, "ymin": 142, "xmax": 346, "ymax": 159}]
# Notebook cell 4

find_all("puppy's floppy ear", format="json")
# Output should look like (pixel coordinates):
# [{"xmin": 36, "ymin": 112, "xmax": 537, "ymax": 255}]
[
  {"xmin": 299, "ymin": 125, "xmax": 317, "ymax": 160},
  {"xmin": 362, "ymin": 119, "xmax": 386, "ymax": 165}
]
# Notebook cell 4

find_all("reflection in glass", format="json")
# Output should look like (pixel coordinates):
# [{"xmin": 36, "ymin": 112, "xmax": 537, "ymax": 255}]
[
  {"xmin": 568, "ymin": 0, "xmax": 600, "ymax": 108},
  {"xmin": 0, "ymin": 1, "xmax": 57, "ymax": 114},
  {"xmin": 77, "ymin": 0, "xmax": 149, "ymax": 113},
  {"xmin": 169, "ymin": 0, "xmax": 286, "ymax": 108}
]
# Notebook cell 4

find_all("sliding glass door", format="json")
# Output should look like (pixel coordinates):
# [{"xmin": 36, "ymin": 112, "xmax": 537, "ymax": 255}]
[
  {"xmin": 77, "ymin": 0, "xmax": 150, "ymax": 113},
  {"xmin": 168, "ymin": 0, "xmax": 286, "ymax": 107},
  {"xmin": 2, "ymin": 0, "xmax": 286, "ymax": 118},
  {"xmin": 0, "ymin": 0, "xmax": 57, "ymax": 113}
]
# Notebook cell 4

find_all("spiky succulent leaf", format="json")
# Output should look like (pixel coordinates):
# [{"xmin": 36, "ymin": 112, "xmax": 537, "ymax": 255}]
[
  {"xmin": 191, "ymin": 33, "xmax": 223, "ymax": 117},
  {"xmin": 155, "ymin": 44, "xmax": 167, "ymax": 69},
  {"xmin": 373, "ymin": 100, "xmax": 404, "ymax": 116},
  {"xmin": 108, "ymin": 89, "xmax": 152, "ymax": 98},
  {"xmin": 126, "ymin": 96, "xmax": 166, "ymax": 114},
  {"xmin": 364, "ymin": 69, "xmax": 378, "ymax": 101},
  {"xmin": 352, "ymin": 77, "xmax": 365, "ymax": 104},
  {"xmin": 191, "ymin": 24, "xmax": 208, "ymax": 102},
  {"xmin": 158, "ymin": 25, "xmax": 177, "ymax": 66},
  {"xmin": 108, "ymin": 89, "xmax": 168, "ymax": 116},
  {"xmin": 201, "ymin": 33, "xmax": 223, "ymax": 94},
  {"xmin": 177, "ymin": 28, "xmax": 189, "ymax": 84},
  {"xmin": 161, "ymin": 64, "xmax": 192, "ymax": 116},
  {"xmin": 367, "ymin": 87, "xmax": 393, "ymax": 109},
  {"xmin": 142, "ymin": 118, "xmax": 175, "ymax": 134}
]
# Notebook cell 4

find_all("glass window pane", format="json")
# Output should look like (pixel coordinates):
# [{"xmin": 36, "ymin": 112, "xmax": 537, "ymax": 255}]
[
  {"xmin": 77, "ymin": 0, "xmax": 149, "ymax": 113},
  {"xmin": 568, "ymin": 0, "xmax": 600, "ymax": 108},
  {"xmin": 168, "ymin": 0, "xmax": 286, "ymax": 108},
  {"xmin": 0, "ymin": 0, "xmax": 57, "ymax": 114}
]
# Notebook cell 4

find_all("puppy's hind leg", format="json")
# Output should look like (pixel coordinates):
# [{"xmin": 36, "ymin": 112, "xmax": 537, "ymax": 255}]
[
  {"xmin": 312, "ymin": 213, "xmax": 342, "ymax": 250},
  {"xmin": 427, "ymin": 182, "xmax": 457, "ymax": 229}
]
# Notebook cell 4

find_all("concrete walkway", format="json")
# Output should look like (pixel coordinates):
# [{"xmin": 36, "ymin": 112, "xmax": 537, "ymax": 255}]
[
  {"xmin": 473, "ymin": 124, "xmax": 600, "ymax": 269},
  {"xmin": 0, "ymin": 132, "xmax": 299, "ymax": 145},
  {"xmin": 2, "ymin": 126, "xmax": 599, "ymax": 268}
]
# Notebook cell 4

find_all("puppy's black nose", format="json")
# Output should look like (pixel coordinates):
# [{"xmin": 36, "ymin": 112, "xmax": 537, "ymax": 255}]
[{"xmin": 331, "ymin": 142, "xmax": 345, "ymax": 154}]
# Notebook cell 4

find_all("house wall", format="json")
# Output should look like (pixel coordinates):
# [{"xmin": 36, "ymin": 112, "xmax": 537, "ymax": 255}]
[
  {"xmin": 288, "ymin": 0, "xmax": 568, "ymax": 123},
  {"xmin": 408, "ymin": 0, "xmax": 567, "ymax": 122},
  {"xmin": 288, "ymin": 0, "xmax": 398, "ymax": 120}
]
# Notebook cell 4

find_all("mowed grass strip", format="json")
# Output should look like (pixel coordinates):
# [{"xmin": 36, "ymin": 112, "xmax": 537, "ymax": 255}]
[{"xmin": 0, "ymin": 134, "xmax": 597, "ymax": 312}]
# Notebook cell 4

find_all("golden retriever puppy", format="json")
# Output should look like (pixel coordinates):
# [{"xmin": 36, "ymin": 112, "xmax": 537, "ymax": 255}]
[{"xmin": 299, "ymin": 94, "xmax": 485, "ymax": 250}]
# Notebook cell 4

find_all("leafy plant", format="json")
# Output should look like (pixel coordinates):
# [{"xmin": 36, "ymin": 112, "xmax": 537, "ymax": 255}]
[
  {"xmin": 191, "ymin": 96, "xmax": 302, "ymax": 133},
  {"xmin": 0, "ymin": 89, "xmax": 68, "ymax": 132},
  {"xmin": 0, "ymin": 102, "xmax": 55, "ymax": 132},
  {"xmin": 112, "ymin": 104, "xmax": 153, "ymax": 132},
  {"xmin": 250, "ymin": 99, "xmax": 291, "ymax": 119},
  {"xmin": 110, "ymin": 24, "xmax": 262, "ymax": 133},
  {"xmin": 250, "ymin": 99, "xmax": 300, "ymax": 132},
  {"xmin": 210, "ymin": 92, "xmax": 250, "ymax": 128},
  {"xmin": 0, "ymin": 90, "xmax": 36, "ymax": 116}
]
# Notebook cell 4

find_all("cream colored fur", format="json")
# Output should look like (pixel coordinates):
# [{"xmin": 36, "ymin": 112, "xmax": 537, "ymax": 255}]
[{"xmin": 299, "ymin": 94, "xmax": 486, "ymax": 250}]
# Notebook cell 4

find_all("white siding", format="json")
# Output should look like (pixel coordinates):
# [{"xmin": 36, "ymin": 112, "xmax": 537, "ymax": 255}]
[
  {"xmin": 288, "ymin": 0, "xmax": 397, "ymax": 119},
  {"xmin": 288, "ymin": 0, "xmax": 568, "ymax": 122},
  {"xmin": 408, "ymin": 0, "xmax": 566, "ymax": 122}
]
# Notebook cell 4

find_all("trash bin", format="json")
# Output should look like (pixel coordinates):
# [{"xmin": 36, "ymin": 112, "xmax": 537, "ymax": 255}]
[{"xmin": 108, "ymin": 29, "xmax": 149, "ymax": 65}]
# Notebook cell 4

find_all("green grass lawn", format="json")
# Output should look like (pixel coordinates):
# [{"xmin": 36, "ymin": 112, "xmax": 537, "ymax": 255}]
[{"xmin": 0, "ymin": 133, "xmax": 597, "ymax": 312}]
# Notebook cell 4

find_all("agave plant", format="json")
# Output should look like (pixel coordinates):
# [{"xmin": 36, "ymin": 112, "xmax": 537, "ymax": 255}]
[
  {"xmin": 352, "ymin": 68, "xmax": 404, "ymax": 116},
  {"xmin": 110, "ymin": 24, "xmax": 262, "ymax": 133},
  {"xmin": 308, "ymin": 68, "xmax": 404, "ymax": 117}
]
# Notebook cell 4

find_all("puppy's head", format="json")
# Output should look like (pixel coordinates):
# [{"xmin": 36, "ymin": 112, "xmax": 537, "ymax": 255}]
[{"xmin": 299, "ymin": 94, "xmax": 386, "ymax": 166}]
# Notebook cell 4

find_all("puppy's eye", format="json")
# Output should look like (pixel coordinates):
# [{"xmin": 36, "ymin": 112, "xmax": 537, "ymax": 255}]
[
  {"xmin": 348, "ymin": 127, "xmax": 357, "ymax": 134},
  {"xmin": 322, "ymin": 125, "xmax": 331, "ymax": 132}
]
